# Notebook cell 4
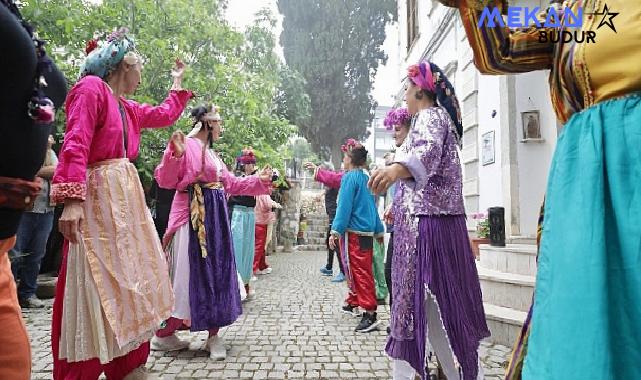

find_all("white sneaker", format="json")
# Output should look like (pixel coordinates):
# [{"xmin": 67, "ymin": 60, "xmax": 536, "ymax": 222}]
[
  {"xmin": 207, "ymin": 335, "xmax": 227, "ymax": 361},
  {"xmin": 251, "ymin": 275, "xmax": 258, "ymax": 282},
  {"xmin": 261, "ymin": 267, "xmax": 272, "ymax": 274},
  {"xmin": 151, "ymin": 334, "xmax": 189, "ymax": 352},
  {"xmin": 244, "ymin": 288, "xmax": 256, "ymax": 301}
]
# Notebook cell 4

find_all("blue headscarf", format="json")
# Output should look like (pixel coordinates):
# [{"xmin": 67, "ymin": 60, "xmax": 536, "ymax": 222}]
[{"xmin": 80, "ymin": 28, "xmax": 137, "ymax": 79}]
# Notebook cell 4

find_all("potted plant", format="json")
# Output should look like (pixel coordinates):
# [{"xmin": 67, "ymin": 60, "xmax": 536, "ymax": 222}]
[{"xmin": 470, "ymin": 213, "xmax": 490, "ymax": 259}]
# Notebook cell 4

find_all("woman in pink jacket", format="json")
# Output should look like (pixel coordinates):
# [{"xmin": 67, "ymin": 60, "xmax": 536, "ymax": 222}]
[
  {"xmin": 51, "ymin": 28, "xmax": 192, "ymax": 379},
  {"xmin": 153, "ymin": 105, "xmax": 272, "ymax": 360}
]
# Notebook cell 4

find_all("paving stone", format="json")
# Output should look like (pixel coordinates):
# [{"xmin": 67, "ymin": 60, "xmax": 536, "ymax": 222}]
[{"xmin": 24, "ymin": 249, "xmax": 510, "ymax": 378}]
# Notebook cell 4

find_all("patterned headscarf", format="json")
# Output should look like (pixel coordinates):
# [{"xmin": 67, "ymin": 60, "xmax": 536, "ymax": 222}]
[
  {"xmin": 80, "ymin": 27, "xmax": 138, "ymax": 79},
  {"xmin": 383, "ymin": 108, "xmax": 412, "ymax": 130},
  {"xmin": 407, "ymin": 61, "xmax": 463, "ymax": 144}
]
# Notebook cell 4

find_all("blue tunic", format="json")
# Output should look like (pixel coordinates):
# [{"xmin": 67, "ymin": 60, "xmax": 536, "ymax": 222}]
[{"xmin": 330, "ymin": 169, "xmax": 384, "ymax": 236}]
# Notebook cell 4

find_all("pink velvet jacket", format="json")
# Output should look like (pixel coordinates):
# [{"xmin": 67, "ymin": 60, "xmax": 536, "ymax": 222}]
[
  {"xmin": 154, "ymin": 137, "xmax": 271, "ymax": 237},
  {"xmin": 52, "ymin": 75, "xmax": 193, "ymax": 202},
  {"xmin": 314, "ymin": 168, "xmax": 343, "ymax": 189},
  {"xmin": 255, "ymin": 194, "xmax": 278, "ymax": 225}
]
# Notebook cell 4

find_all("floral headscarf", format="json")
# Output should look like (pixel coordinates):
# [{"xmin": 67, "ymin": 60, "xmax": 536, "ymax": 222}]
[
  {"xmin": 407, "ymin": 61, "xmax": 463, "ymax": 144},
  {"xmin": 340, "ymin": 138, "xmax": 363, "ymax": 153},
  {"xmin": 80, "ymin": 27, "xmax": 138, "ymax": 79}
]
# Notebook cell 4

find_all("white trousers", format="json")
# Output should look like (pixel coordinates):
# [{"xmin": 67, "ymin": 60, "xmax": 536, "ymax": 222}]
[{"xmin": 392, "ymin": 293, "xmax": 484, "ymax": 380}]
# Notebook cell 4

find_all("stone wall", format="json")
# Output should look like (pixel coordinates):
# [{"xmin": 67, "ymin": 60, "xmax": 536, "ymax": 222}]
[{"xmin": 279, "ymin": 179, "xmax": 302, "ymax": 252}]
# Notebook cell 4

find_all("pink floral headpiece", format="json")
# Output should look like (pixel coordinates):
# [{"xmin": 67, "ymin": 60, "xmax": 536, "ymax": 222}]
[
  {"xmin": 383, "ymin": 108, "xmax": 412, "ymax": 130},
  {"xmin": 341, "ymin": 138, "xmax": 362, "ymax": 153},
  {"xmin": 407, "ymin": 62, "xmax": 435, "ymax": 92}
]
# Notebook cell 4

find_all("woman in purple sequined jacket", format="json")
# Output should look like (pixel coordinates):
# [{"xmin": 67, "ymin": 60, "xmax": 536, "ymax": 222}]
[{"xmin": 369, "ymin": 60, "xmax": 489, "ymax": 380}]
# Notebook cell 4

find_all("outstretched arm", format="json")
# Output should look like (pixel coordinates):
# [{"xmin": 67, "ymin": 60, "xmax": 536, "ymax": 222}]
[
  {"xmin": 221, "ymin": 165, "xmax": 272, "ymax": 196},
  {"xmin": 315, "ymin": 168, "xmax": 343, "ymax": 189}
]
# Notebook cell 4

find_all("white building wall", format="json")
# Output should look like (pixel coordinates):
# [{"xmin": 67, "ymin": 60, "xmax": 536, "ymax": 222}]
[
  {"xmin": 477, "ymin": 75, "xmax": 504, "ymax": 211},
  {"xmin": 514, "ymin": 71, "xmax": 557, "ymax": 237},
  {"xmin": 394, "ymin": 0, "xmax": 557, "ymax": 238}
]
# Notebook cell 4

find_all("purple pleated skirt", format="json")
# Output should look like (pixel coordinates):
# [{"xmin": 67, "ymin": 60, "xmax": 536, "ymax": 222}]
[
  {"xmin": 187, "ymin": 188, "xmax": 242, "ymax": 331},
  {"xmin": 386, "ymin": 215, "xmax": 489, "ymax": 380}
]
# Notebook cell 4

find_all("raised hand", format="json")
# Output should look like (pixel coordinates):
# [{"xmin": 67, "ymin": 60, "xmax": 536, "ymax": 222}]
[
  {"xmin": 259, "ymin": 166, "xmax": 273, "ymax": 182},
  {"xmin": 170, "ymin": 58, "xmax": 187, "ymax": 90},
  {"xmin": 170, "ymin": 130, "xmax": 186, "ymax": 158},
  {"xmin": 171, "ymin": 58, "xmax": 186, "ymax": 79},
  {"xmin": 303, "ymin": 162, "xmax": 317, "ymax": 171}
]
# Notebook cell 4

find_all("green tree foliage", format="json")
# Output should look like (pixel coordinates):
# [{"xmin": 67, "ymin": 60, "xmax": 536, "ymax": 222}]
[
  {"xmin": 278, "ymin": 0, "xmax": 396, "ymax": 168},
  {"xmin": 22, "ymin": 0, "xmax": 307, "ymax": 188}
]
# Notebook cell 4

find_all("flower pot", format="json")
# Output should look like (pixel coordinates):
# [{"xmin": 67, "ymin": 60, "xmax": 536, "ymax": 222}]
[{"xmin": 470, "ymin": 237, "xmax": 490, "ymax": 259}]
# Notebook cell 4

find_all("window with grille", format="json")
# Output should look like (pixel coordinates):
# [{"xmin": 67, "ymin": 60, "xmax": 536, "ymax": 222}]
[{"xmin": 407, "ymin": 0, "xmax": 419, "ymax": 51}]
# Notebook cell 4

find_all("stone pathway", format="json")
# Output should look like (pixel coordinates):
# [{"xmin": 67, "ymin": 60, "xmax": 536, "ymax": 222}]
[{"xmin": 24, "ymin": 249, "xmax": 511, "ymax": 379}]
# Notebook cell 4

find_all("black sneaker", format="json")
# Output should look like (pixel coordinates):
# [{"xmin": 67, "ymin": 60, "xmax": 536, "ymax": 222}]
[
  {"xmin": 355, "ymin": 312, "xmax": 381, "ymax": 333},
  {"xmin": 341, "ymin": 304, "xmax": 361, "ymax": 317}
]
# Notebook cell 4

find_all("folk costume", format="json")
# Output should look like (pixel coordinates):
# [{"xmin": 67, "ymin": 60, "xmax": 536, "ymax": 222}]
[
  {"xmin": 387, "ymin": 62, "xmax": 489, "ymax": 380},
  {"xmin": 437, "ymin": 1, "xmax": 641, "ymax": 378},
  {"xmin": 50, "ymin": 29, "xmax": 192, "ymax": 379},
  {"xmin": 153, "ymin": 106, "xmax": 271, "ymax": 359}
]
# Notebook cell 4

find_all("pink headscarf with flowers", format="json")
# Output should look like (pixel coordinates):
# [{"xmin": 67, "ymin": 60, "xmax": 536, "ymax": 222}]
[
  {"xmin": 407, "ymin": 61, "xmax": 463, "ymax": 146},
  {"xmin": 341, "ymin": 138, "xmax": 363, "ymax": 153},
  {"xmin": 407, "ymin": 63, "xmax": 435, "ymax": 93}
]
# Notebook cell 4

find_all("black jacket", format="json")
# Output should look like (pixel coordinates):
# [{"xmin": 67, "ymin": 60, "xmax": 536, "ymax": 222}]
[{"xmin": 324, "ymin": 187, "xmax": 338, "ymax": 223}]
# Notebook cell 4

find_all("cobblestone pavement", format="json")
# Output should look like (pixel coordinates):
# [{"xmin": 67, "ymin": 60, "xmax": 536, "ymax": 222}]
[{"xmin": 25, "ymin": 249, "xmax": 511, "ymax": 379}]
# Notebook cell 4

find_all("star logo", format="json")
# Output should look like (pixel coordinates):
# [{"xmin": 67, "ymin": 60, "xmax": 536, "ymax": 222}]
[{"xmin": 588, "ymin": 3, "xmax": 619, "ymax": 33}]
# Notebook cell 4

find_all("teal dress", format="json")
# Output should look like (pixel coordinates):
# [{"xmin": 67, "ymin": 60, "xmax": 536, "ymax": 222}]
[
  {"xmin": 527, "ymin": 95, "xmax": 641, "ymax": 378},
  {"xmin": 438, "ymin": 0, "xmax": 641, "ymax": 378}
]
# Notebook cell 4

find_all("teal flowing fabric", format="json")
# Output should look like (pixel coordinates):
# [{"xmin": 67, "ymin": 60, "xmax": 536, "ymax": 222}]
[
  {"xmin": 231, "ymin": 206, "xmax": 256, "ymax": 285},
  {"xmin": 525, "ymin": 94, "xmax": 641, "ymax": 379}
]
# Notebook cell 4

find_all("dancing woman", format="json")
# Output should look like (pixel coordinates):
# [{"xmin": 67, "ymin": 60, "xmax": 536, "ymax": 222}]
[
  {"xmin": 381, "ymin": 107, "xmax": 411, "ymax": 314},
  {"xmin": 369, "ymin": 61, "xmax": 489, "ymax": 380},
  {"xmin": 229, "ymin": 148, "xmax": 261, "ymax": 297},
  {"xmin": 154, "ymin": 105, "xmax": 272, "ymax": 360},
  {"xmin": 51, "ymin": 29, "xmax": 192, "ymax": 379}
]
